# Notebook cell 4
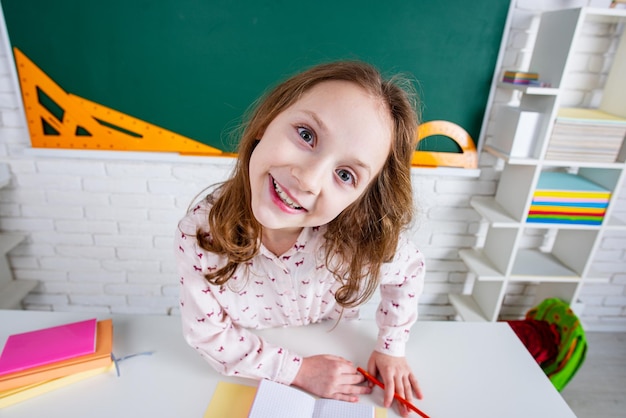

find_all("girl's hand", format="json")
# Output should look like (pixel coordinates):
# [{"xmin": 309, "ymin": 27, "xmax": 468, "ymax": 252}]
[
  {"xmin": 291, "ymin": 355, "xmax": 372, "ymax": 402},
  {"xmin": 367, "ymin": 351, "xmax": 422, "ymax": 417}
]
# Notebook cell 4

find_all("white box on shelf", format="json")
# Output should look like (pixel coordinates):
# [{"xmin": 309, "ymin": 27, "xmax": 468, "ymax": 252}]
[{"xmin": 490, "ymin": 106, "xmax": 541, "ymax": 158}]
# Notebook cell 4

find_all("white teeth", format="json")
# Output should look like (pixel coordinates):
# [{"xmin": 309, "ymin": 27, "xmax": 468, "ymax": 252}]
[{"xmin": 272, "ymin": 179, "xmax": 303, "ymax": 210}]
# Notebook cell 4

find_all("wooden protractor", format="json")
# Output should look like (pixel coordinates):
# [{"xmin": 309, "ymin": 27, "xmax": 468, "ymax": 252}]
[
  {"xmin": 412, "ymin": 120, "xmax": 477, "ymax": 168},
  {"xmin": 13, "ymin": 48, "xmax": 222, "ymax": 155}
]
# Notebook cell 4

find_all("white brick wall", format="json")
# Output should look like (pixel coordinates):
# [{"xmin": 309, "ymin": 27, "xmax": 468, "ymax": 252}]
[{"xmin": 0, "ymin": 0, "xmax": 624, "ymax": 329}]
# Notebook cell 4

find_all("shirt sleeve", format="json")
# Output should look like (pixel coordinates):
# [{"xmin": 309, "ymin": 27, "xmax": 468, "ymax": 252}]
[
  {"xmin": 374, "ymin": 233, "xmax": 425, "ymax": 357},
  {"xmin": 175, "ymin": 208, "xmax": 302, "ymax": 385}
]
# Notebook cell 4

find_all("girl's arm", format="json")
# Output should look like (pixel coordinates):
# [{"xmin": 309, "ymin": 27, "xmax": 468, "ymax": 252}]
[
  {"xmin": 375, "ymin": 235, "xmax": 425, "ymax": 356},
  {"xmin": 176, "ymin": 229, "xmax": 302, "ymax": 385},
  {"xmin": 369, "ymin": 235, "xmax": 425, "ymax": 416}
]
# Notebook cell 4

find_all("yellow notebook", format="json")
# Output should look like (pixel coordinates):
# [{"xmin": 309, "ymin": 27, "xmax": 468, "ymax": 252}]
[
  {"xmin": 557, "ymin": 107, "xmax": 626, "ymax": 124},
  {"xmin": 0, "ymin": 363, "xmax": 113, "ymax": 408}
]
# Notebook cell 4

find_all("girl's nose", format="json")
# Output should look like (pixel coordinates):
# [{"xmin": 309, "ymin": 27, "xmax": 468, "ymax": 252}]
[{"xmin": 291, "ymin": 160, "xmax": 328, "ymax": 195}]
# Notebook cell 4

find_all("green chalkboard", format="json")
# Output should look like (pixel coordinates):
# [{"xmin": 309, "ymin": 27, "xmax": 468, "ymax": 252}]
[{"xmin": 1, "ymin": 0, "xmax": 509, "ymax": 153}]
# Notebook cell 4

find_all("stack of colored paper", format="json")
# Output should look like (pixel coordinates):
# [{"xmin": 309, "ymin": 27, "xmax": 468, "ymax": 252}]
[
  {"xmin": 527, "ymin": 172, "xmax": 611, "ymax": 225},
  {"xmin": 0, "ymin": 318, "xmax": 113, "ymax": 408},
  {"xmin": 503, "ymin": 70, "xmax": 539, "ymax": 85},
  {"xmin": 545, "ymin": 108, "xmax": 626, "ymax": 163}
]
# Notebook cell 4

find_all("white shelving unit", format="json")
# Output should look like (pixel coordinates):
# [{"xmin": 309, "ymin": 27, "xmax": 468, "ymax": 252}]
[
  {"xmin": 452, "ymin": 7, "xmax": 626, "ymax": 322},
  {"xmin": 0, "ymin": 163, "xmax": 37, "ymax": 309}
]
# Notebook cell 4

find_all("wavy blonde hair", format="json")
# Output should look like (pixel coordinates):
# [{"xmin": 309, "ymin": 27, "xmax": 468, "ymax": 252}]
[{"xmin": 197, "ymin": 61, "xmax": 419, "ymax": 308}]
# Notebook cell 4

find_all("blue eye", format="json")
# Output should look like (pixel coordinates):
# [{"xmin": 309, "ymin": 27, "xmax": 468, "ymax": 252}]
[
  {"xmin": 297, "ymin": 127, "xmax": 315, "ymax": 145},
  {"xmin": 336, "ymin": 169, "xmax": 355, "ymax": 185}
]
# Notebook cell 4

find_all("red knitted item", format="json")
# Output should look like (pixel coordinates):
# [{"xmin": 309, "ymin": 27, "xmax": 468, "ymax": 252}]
[{"xmin": 507, "ymin": 319, "xmax": 561, "ymax": 366}]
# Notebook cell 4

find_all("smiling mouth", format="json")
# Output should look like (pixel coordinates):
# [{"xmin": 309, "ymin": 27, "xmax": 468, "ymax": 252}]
[{"xmin": 272, "ymin": 178, "xmax": 304, "ymax": 210}]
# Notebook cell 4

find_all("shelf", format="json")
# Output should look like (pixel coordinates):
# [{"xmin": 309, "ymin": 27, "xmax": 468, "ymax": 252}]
[
  {"xmin": 584, "ymin": 7, "xmax": 626, "ymax": 21},
  {"xmin": 483, "ymin": 145, "xmax": 540, "ymax": 165},
  {"xmin": 449, "ymin": 294, "xmax": 489, "ymax": 322},
  {"xmin": 497, "ymin": 82, "xmax": 559, "ymax": 96},
  {"xmin": 522, "ymin": 222, "xmax": 603, "ymax": 231},
  {"xmin": 485, "ymin": 144, "xmax": 626, "ymax": 169},
  {"xmin": 0, "ymin": 164, "xmax": 10, "ymax": 188},
  {"xmin": 509, "ymin": 249, "xmax": 579, "ymax": 281},
  {"xmin": 541, "ymin": 160, "xmax": 626, "ymax": 169},
  {"xmin": 0, "ymin": 165, "xmax": 36, "ymax": 309},
  {"xmin": 0, "ymin": 232, "xmax": 26, "ymax": 254},
  {"xmin": 0, "ymin": 279, "xmax": 38, "ymax": 309},
  {"xmin": 461, "ymin": 247, "xmax": 584, "ymax": 283},
  {"xmin": 583, "ymin": 268, "xmax": 611, "ymax": 283},
  {"xmin": 605, "ymin": 216, "xmax": 626, "ymax": 231},
  {"xmin": 470, "ymin": 197, "xmax": 519, "ymax": 227},
  {"xmin": 455, "ymin": 7, "xmax": 626, "ymax": 322},
  {"xmin": 459, "ymin": 249, "xmax": 503, "ymax": 280}
]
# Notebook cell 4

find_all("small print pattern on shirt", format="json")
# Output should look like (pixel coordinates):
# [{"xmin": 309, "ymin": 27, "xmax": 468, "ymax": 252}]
[{"xmin": 176, "ymin": 198, "xmax": 425, "ymax": 384}]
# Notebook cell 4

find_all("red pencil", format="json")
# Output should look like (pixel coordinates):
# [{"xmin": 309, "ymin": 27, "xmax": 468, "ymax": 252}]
[{"xmin": 357, "ymin": 367, "xmax": 430, "ymax": 418}]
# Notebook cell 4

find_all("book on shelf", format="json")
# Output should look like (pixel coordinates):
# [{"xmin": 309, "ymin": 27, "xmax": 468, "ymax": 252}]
[
  {"xmin": 551, "ymin": 124, "xmax": 626, "ymax": 137},
  {"xmin": 527, "ymin": 172, "xmax": 611, "ymax": 225},
  {"xmin": 529, "ymin": 204, "xmax": 607, "ymax": 216},
  {"xmin": 0, "ymin": 318, "xmax": 97, "ymax": 376},
  {"xmin": 544, "ymin": 152, "xmax": 621, "ymax": 163},
  {"xmin": 556, "ymin": 108, "xmax": 626, "ymax": 125},
  {"xmin": 502, "ymin": 70, "xmax": 539, "ymax": 85},
  {"xmin": 0, "ymin": 319, "xmax": 113, "ymax": 392},
  {"xmin": 248, "ymin": 379, "xmax": 375, "ymax": 418},
  {"xmin": 546, "ymin": 133, "xmax": 624, "ymax": 162},
  {"xmin": 546, "ymin": 108, "xmax": 626, "ymax": 162},
  {"xmin": 533, "ymin": 171, "xmax": 611, "ymax": 194}
]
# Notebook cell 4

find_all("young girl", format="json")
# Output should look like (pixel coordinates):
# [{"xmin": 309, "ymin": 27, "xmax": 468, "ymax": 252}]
[{"xmin": 176, "ymin": 61, "xmax": 425, "ymax": 417}]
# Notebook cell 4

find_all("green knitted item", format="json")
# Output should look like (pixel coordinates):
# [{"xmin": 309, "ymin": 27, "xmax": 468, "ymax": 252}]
[{"xmin": 526, "ymin": 298, "xmax": 587, "ymax": 391}]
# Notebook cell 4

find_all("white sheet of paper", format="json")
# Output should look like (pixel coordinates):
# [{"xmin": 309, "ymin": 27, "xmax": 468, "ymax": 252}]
[{"xmin": 248, "ymin": 379, "xmax": 374, "ymax": 418}]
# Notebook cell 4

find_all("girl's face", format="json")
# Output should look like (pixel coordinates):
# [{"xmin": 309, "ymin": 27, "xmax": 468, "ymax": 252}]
[{"xmin": 249, "ymin": 80, "xmax": 392, "ymax": 239}]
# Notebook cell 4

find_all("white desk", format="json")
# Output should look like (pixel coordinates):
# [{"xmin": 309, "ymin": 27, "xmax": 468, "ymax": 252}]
[{"xmin": 0, "ymin": 310, "xmax": 575, "ymax": 418}]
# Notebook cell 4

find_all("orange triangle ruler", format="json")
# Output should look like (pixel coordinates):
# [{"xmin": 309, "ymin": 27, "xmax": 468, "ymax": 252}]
[{"xmin": 13, "ymin": 48, "xmax": 223, "ymax": 155}]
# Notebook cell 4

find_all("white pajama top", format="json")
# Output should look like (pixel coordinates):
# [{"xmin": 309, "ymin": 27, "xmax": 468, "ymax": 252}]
[{"xmin": 176, "ymin": 198, "xmax": 425, "ymax": 385}]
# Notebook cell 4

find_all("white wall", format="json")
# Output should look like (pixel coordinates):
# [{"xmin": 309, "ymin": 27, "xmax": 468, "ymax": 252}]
[{"xmin": 0, "ymin": 0, "xmax": 624, "ymax": 330}]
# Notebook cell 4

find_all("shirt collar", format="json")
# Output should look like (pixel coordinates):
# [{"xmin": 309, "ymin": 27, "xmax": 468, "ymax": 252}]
[{"xmin": 259, "ymin": 225, "xmax": 326, "ymax": 259}]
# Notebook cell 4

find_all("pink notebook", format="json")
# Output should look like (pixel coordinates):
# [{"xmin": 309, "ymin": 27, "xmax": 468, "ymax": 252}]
[{"xmin": 0, "ymin": 318, "xmax": 97, "ymax": 376}]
